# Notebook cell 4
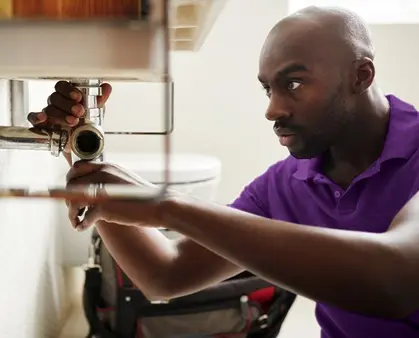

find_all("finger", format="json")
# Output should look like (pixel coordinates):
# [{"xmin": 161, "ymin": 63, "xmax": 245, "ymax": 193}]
[
  {"xmin": 68, "ymin": 200, "xmax": 94, "ymax": 230},
  {"xmin": 42, "ymin": 105, "xmax": 80, "ymax": 127},
  {"xmin": 66, "ymin": 162, "xmax": 105, "ymax": 183},
  {"xmin": 48, "ymin": 92, "xmax": 85, "ymax": 118},
  {"xmin": 68, "ymin": 199, "xmax": 85, "ymax": 228},
  {"xmin": 77, "ymin": 206, "xmax": 101, "ymax": 231},
  {"xmin": 27, "ymin": 111, "xmax": 47, "ymax": 126},
  {"xmin": 28, "ymin": 106, "xmax": 78, "ymax": 128},
  {"xmin": 97, "ymin": 83, "xmax": 112, "ymax": 107},
  {"xmin": 55, "ymin": 81, "xmax": 83, "ymax": 102},
  {"xmin": 67, "ymin": 198, "xmax": 93, "ymax": 224}
]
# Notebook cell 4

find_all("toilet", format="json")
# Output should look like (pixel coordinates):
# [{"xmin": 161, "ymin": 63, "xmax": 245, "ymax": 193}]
[
  {"xmin": 104, "ymin": 152, "xmax": 223, "ymax": 239},
  {"xmin": 57, "ymin": 152, "xmax": 222, "ymax": 338},
  {"xmin": 105, "ymin": 152, "xmax": 222, "ymax": 200}
]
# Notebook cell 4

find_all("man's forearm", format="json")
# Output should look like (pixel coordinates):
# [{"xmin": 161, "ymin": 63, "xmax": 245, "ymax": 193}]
[
  {"xmin": 95, "ymin": 220, "xmax": 243, "ymax": 300},
  {"xmin": 95, "ymin": 221, "xmax": 179, "ymax": 299},
  {"xmin": 162, "ymin": 195, "xmax": 409, "ymax": 318}
]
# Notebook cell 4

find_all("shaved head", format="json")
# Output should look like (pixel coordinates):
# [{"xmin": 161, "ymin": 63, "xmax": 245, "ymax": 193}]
[
  {"xmin": 268, "ymin": 6, "xmax": 374, "ymax": 61},
  {"xmin": 258, "ymin": 6, "xmax": 378, "ymax": 159}
]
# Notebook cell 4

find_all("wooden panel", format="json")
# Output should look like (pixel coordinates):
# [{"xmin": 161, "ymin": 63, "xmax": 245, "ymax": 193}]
[
  {"xmin": 12, "ymin": 0, "xmax": 60, "ymax": 18},
  {"xmin": 0, "ymin": 0, "xmax": 12, "ymax": 18},
  {"xmin": 11, "ymin": 0, "xmax": 140, "ymax": 19},
  {"xmin": 59, "ymin": 0, "xmax": 140, "ymax": 19}
]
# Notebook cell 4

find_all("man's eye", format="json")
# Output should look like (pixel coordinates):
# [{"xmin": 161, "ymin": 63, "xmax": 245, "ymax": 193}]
[{"xmin": 287, "ymin": 81, "xmax": 301, "ymax": 91}]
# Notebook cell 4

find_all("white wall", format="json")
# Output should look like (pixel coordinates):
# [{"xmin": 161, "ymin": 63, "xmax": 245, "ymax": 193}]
[
  {"xmin": 0, "ymin": 151, "xmax": 70, "ymax": 338},
  {"xmin": 370, "ymin": 24, "xmax": 419, "ymax": 106},
  {"xmin": 2, "ymin": 1, "xmax": 419, "ymax": 337},
  {"xmin": 0, "ymin": 79, "xmax": 69, "ymax": 336}
]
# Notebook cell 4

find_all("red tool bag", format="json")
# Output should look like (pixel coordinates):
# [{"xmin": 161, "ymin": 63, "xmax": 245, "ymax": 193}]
[{"xmin": 82, "ymin": 229, "xmax": 296, "ymax": 338}]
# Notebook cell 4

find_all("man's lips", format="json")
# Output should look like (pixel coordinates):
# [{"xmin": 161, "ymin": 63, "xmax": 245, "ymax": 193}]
[
  {"xmin": 278, "ymin": 134, "xmax": 298, "ymax": 147},
  {"xmin": 274, "ymin": 127, "xmax": 298, "ymax": 147}
]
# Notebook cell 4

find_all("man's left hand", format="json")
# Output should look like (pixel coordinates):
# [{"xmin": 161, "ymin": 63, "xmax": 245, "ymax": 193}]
[{"xmin": 65, "ymin": 161, "xmax": 165, "ymax": 230}]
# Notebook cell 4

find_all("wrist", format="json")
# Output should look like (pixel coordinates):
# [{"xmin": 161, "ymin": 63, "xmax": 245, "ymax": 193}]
[{"xmin": 158, "ymin": 191, "xmax": 191, "ymax": 229}]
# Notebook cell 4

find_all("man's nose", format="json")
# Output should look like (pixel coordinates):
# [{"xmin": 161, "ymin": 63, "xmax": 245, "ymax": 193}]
[{"xmin": 265, "ymin": 94, "xmax": 291, "ymax": 121}]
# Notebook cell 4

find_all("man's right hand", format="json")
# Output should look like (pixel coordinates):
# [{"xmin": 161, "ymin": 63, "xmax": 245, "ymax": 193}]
[{"xmin": 27, "ymin": 80, "xmax": 112, "ymax": 141}]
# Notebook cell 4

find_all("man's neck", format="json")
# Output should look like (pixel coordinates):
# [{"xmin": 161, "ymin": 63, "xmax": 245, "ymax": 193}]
[{"xmin": 323, "ymin": 90, "xmax": 390, "ymax": 188}]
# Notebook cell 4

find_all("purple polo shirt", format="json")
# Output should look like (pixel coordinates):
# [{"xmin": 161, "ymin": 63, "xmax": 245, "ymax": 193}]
[{"xmin": 229, "ymin": 95, "xmax": 419, "ymax": 337}]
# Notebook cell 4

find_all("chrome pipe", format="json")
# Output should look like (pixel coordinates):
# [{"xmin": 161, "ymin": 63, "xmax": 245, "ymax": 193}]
[
  {"xmin": 0, "ymin": 78, "xmax": 105, "ymax": 161},
  {"xmin": 0, "ymin": 126, "xmax": 67, "ymax": 156},
  {"xmin": 69, "ymin": 78, "xmax": 105, "ymax": 163},
  {"xmin": 70, "ymin": 123, "xmax": 104, "ymax": 161},
  {"xmin": 68, "ymin": 79, "xmax": 105, "ymax": 223}
]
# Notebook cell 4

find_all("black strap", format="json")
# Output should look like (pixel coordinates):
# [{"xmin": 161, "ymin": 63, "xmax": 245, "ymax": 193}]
[
  {"xmin": 248, "ymin": 290, "xmax": 297, "ymax": 338},
  {"xmin": 83, "ymin": 266, "xmax": 120, "ymax": 338},
  {"xmin": 83, "ymin": 228, "xmax": 121, "ymax": 338},
  {"xmin": 85, "ymin": 229, "xmax": 295, "ymax": 338}
]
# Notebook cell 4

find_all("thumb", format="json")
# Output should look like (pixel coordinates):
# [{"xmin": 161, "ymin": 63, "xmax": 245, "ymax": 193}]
[
  {"xmin": 97, "ymin": 83, "xmax": 112, "ymax": 107},
  {"xmin": 76, "ymin": 206, "xmax": 102, "ymax": 231}
]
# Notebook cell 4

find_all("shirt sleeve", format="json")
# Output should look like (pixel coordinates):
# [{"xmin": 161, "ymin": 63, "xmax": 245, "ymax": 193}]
[{"xmin": 227, "ymin": 166, "xmax": 275, "ymax": 219}]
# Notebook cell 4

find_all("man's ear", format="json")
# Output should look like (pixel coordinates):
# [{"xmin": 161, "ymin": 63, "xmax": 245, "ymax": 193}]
[{"xmin": 351, "ymin": 57, "xmax": 375, "ymax": 94}]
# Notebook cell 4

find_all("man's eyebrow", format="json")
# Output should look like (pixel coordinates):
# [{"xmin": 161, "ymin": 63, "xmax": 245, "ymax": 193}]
[
  {"xmin": 258, "ymin": 63, "xmax": 309, "ymax": 83},
  {"xmin": 277, "ymin": 63, "xmax": 309, "ymax": 77}
]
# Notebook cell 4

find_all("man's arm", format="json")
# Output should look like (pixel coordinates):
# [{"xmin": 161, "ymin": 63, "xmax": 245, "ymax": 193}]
[
  {"xmin": 93, "ymin": 172, "xmax": 273, "ymax": 299},
  {"xmin": 94, "ymin": 165, "xmax": 278, "ymax": 299},
  {"xmin": 65, "ymin": 149, "xmax": 244, "ymax": 298},
  {"xmin": 95, "ymin": 221, "xmax": 243, "ymax": 300},
  {"xmin": 162, "ymin": 192, "xmax": 419, "ymax": 319},
  {"xmin": 74, "ymin": 157, "xmax": 277, "ymax": 300},
  {"xmin": 67, "ymin": 152, "xmax": 242, "ymax": 299}
]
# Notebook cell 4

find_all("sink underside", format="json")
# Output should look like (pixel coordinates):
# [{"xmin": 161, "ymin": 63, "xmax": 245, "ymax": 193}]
[{"xmin": 0, "ymin": 21, "xmax": 167, "ymax": 82}]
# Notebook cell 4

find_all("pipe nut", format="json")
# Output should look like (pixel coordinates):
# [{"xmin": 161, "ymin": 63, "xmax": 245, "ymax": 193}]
[{"xmin": 70, "ymin": 123, "xmax": 104, "ymax": 161}]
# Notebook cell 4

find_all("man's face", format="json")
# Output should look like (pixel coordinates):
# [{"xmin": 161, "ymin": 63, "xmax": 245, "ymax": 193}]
[{"xmin": 258, "ymin": 26, "xmax": 354, "ymax": 159}]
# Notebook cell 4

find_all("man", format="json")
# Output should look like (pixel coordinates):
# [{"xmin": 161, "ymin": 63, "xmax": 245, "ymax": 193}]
[{"xmin": 28, "ymin": 6, "xmax": 419, "ymax": 338}]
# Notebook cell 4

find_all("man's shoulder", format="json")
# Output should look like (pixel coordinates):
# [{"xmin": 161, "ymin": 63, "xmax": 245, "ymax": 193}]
[
  {"xmin": 257, "ymin": 155, "xmax": 301, "ymax": 183},
  {"xmin": 388, "ymin": 94, "xmax": 419, "ymax": 113},
  {"xmin": 383, "ymin": 95, "xmax": 419, "ymax": 163},
  {"xmin": 387, "ymin": 95, "xmax": 419, "ymax": 128},
  {"xmin": 229, "ymin": 156, "xmax": 302, "ymax": 217}
]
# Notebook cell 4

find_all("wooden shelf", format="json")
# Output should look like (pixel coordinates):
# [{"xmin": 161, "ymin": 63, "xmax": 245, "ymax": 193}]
[
  {"xmin": 170, "ymin": 0, "xmax": 227, "ymax": 51},
  {"xmin": 0, "ymin": 0, "xmax": 227, "ymax": 81}
]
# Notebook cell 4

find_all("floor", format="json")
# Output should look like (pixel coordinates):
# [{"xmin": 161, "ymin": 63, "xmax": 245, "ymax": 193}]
[{"xmin": 280, "ymin": 297, "xmax": 320, "ymax": 337}]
